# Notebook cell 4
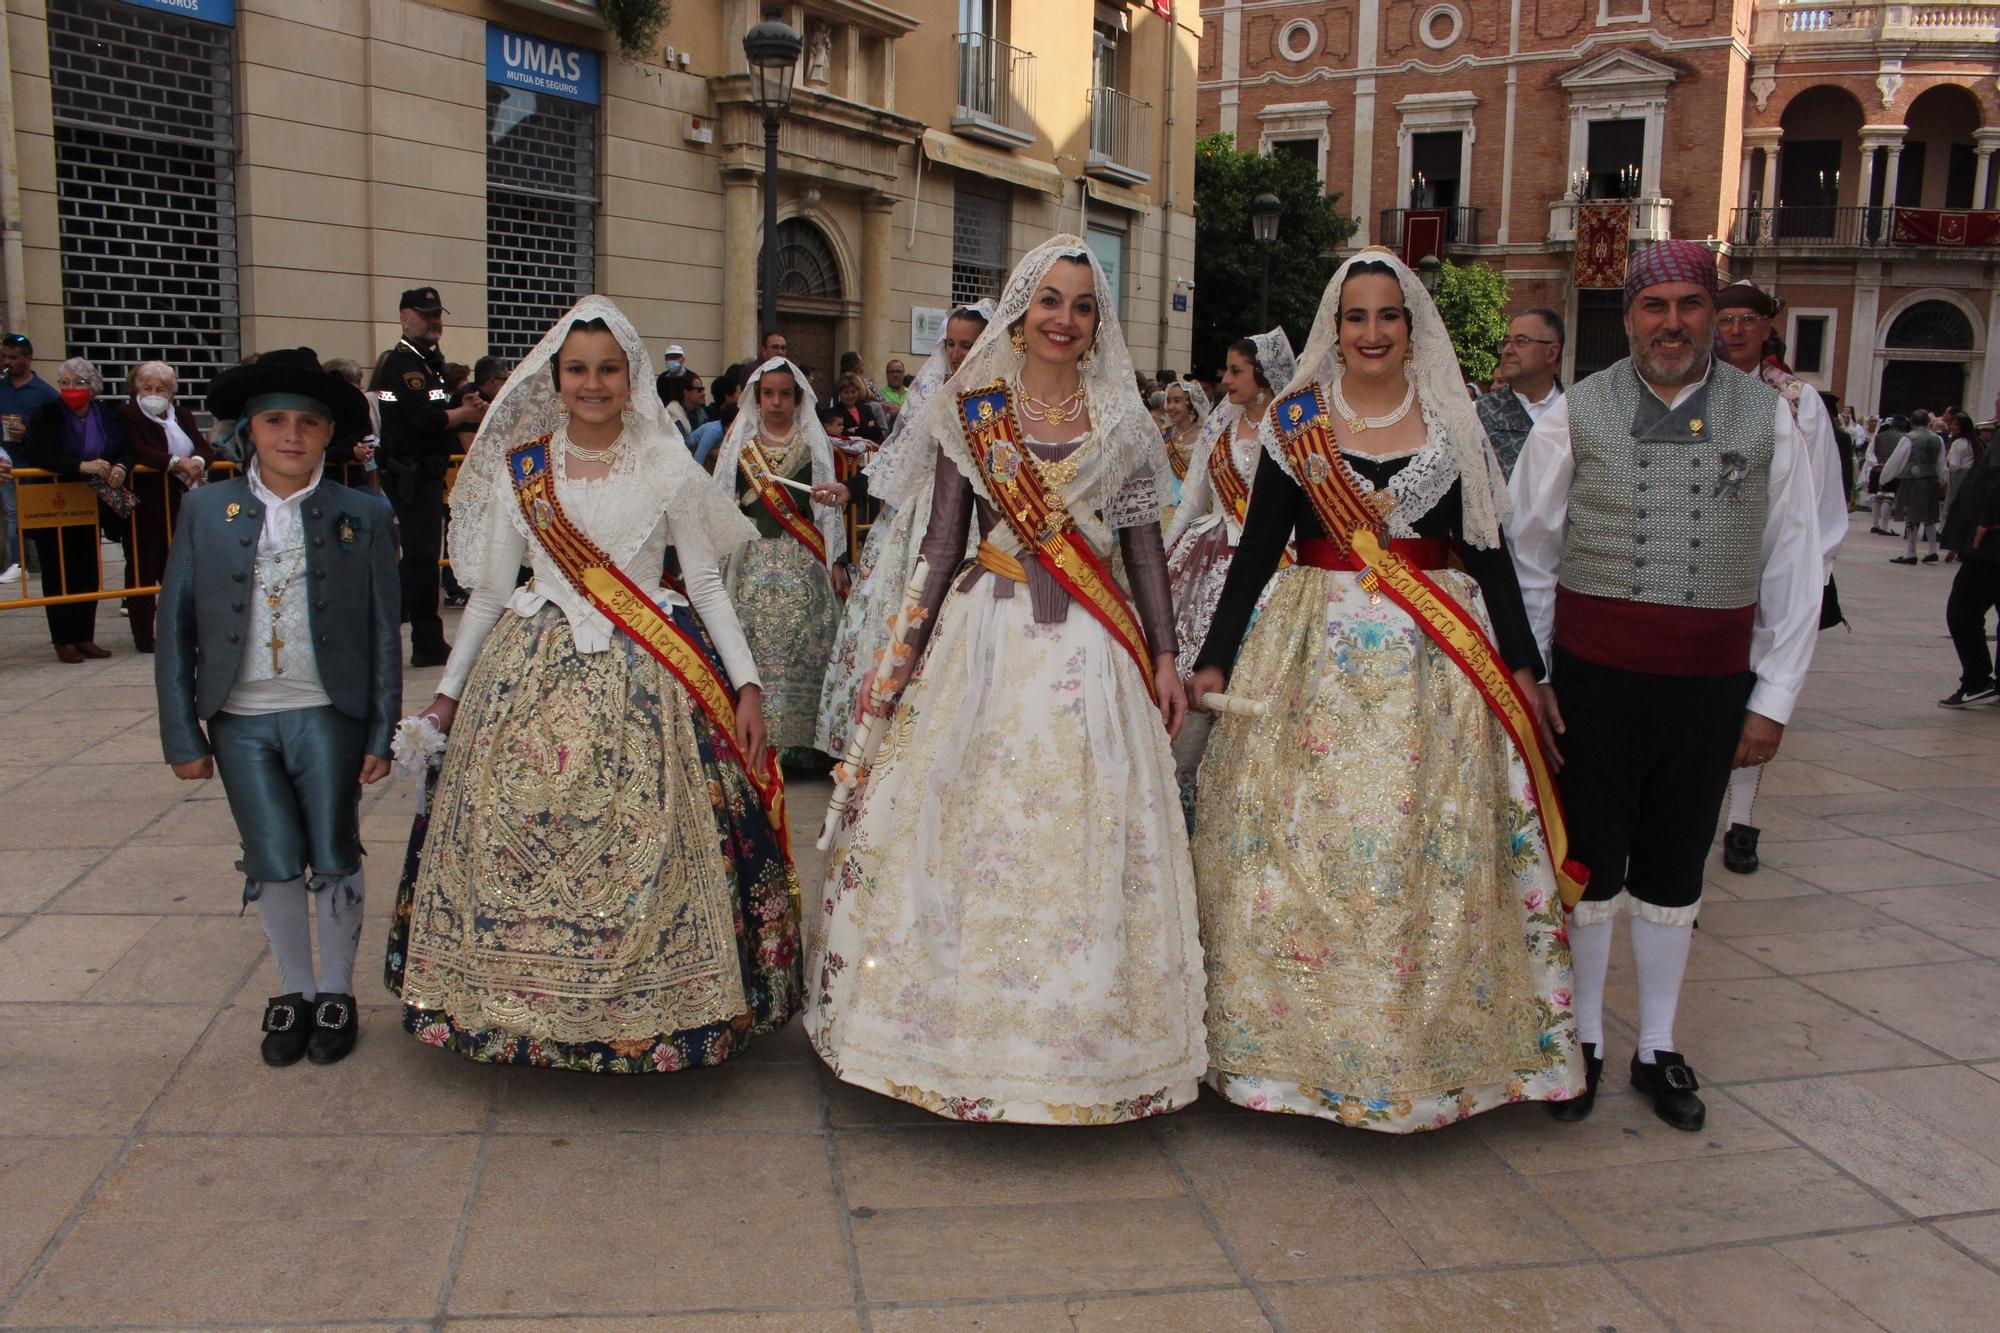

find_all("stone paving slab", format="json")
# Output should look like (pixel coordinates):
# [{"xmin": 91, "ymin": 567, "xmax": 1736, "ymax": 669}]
[{"xmin": 2, "ymin": 515, "xmax": 1997, "ymax": 1330}]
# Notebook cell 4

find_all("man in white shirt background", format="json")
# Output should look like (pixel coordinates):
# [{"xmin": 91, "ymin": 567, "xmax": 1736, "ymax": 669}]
[{"xmin": 1476, "ymin": 307, "xmax": 1565, "ymax": 479}]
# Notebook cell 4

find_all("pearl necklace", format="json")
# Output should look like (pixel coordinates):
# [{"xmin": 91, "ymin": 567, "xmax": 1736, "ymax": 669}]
[
  {"xmin": 561, "ymin": 424, "xmax": 626, "ymax": 465},
  {"xmin": 1014, "ymin": 375, "xmax": 1087, "ymax": 426},
  {"xmin": 1330, "ymin": 377, "xmax": 1415, "ymax": 434}
]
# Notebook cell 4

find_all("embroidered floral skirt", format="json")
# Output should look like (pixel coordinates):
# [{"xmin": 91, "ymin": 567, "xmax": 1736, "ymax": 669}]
[
  {"xmin": 729, "ymin": 535, "xmax": 840, "ymax": 757},
  {"xmin": 807, "ymin": 575, "xmax": 1208, "ymax": 1123},
  {"xmin": 385, "ymin": 603, "xmax": 801, "ymax": 1073},
  {"xmin": 1191, "ymin": 565, "xmax": 1584, "ymax": 1131}
]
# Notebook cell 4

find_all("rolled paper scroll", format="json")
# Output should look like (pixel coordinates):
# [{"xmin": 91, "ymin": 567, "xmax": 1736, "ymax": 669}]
[{"xmin": 1201, "ymin": 692, "xmax": 1268, "ymax": 719}]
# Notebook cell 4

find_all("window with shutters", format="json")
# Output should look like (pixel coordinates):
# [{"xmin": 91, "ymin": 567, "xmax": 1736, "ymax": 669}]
[
  {"xmin": 48, "ymin": 0, "xmax": 239, "ymax": 401},
  {"xmin": 951, "ymin": 177, "xmax": 1010, "ymax": 308},
  {"xmin": 487, "ymin": 85, "xmax": 599, "ymax": 362}
]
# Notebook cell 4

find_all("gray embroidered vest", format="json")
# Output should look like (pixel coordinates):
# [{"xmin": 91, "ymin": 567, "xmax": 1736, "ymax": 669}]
[{"xmin": 1560, "ymin": 360, "xmax": 1779, "ymax": 611}]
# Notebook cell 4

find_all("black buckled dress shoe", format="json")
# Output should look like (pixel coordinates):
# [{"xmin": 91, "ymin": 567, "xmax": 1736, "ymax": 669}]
[
  {"xmin": 306, "ymin": 994, "xmax": 358, "ymax": 1065},
  {"xmin": 1548, "ymin": 1042, "xmax": 1604, "ymax": 1122},
  {"xmin": 260, "ymin": 993, "xmax": 312, "ymax": 1067},
  {"xmin": 1631, "ymin": 1051, "xmax": 1706, "ymax": 1131},
  {"xmin": 1723, "ymin": 822, "xmax": 1760, "ymax": 874}
]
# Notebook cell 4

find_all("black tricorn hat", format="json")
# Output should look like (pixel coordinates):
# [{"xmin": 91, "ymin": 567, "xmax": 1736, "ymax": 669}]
[{"xmin": 206, "ymin": 348, "xmax": 370, "ymax": 438}]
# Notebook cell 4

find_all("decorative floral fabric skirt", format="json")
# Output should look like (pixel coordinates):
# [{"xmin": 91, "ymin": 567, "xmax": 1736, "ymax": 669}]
[
  {"xmin": 386, "ymin": 603, "xmax": 801, "ymax": 1073},
  {"xmin": 1191, "ymin": 565, "xmax": 1583, "ymax": 1131},
  {"xmin": 807, "ymin": 574, "xmax": 1208, "ymax": 1123},
  {"xmin": 728, "ymin": 535, "xmax": 840, "ymax": 757}
]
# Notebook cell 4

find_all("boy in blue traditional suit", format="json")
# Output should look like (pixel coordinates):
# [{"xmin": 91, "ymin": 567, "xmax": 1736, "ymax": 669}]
[{"xmin": 156, "ymin": 349, "xmax": 401, "ymax": 1065}]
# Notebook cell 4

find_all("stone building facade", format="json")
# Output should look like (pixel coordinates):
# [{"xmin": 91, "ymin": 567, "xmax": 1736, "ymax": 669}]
[
  {"xmin": 1197, "ymin": 1, "xmax": 2000, "ymax": 415},
  {"xmin": 0, "ymin": 0, "xmax": 1199, "ymax": 403}
]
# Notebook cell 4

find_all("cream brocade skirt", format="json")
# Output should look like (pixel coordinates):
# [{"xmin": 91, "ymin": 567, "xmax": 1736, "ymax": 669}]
[
  {"xmin": 1192, "ymin": 564, "xmax": 1584, "ymax": 1132},
  {"xmin": 728, "ymin": 535, "xmax": 841, "ymax": 754},
  {"xmin": 806, "ymin": 575, "xmax": 1209, "ymax": 1123}
]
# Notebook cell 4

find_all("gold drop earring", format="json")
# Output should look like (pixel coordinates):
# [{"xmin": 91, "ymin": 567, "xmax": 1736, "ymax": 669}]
[{"xmin": 1010, "ymin": 324, "xmax": 1027, "ymax": 353}]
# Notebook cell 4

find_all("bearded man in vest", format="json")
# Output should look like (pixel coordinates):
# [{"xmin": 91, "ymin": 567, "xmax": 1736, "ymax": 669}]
[{"xmin": 1507, "ymin": 241, "xmax": 1823, "ymax": 1131}]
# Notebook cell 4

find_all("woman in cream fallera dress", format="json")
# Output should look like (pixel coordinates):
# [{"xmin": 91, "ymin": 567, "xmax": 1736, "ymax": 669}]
[
  {"xmin": 1186, "ymin": 253, "xmax": 1583, "ymax": 1131},
  {"xmin": 806, "ymin": 237, "xmax": 1207, "ymax": 1123}
]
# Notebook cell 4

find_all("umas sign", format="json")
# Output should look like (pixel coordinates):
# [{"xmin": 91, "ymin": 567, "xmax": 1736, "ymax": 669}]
[{"xmin": 486, "ymin": 26, "xmax": 601, "ymax": 106}]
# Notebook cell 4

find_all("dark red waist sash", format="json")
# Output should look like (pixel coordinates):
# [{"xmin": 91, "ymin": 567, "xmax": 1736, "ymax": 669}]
[{"xmin": 1296, "ymin": 535, "xmax": 1451, "ymax": 571}]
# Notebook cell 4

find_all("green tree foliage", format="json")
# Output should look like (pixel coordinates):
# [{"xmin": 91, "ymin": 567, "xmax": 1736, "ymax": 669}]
[
  {"xmin": 605, "ymin": 0, "xmax": 673, "ymax": 58},
  {"xmin": 1429, "ymin": 258, "xmax": 1511, "ymax": 388},
  {"xmin": 1191, "ymin": 133, "xmax": 1357, "ymax": 379}
]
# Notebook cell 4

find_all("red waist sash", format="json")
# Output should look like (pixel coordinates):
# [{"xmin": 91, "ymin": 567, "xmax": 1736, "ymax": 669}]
[{"xmin": 1296, "ymin": 536, "xmax": 1452, "ymax": 571}]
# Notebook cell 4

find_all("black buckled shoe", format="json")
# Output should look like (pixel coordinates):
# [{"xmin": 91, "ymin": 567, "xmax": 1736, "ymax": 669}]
[
  {"xmin": 1631, "ymin": 1051, "xmax": 1706, "ymax": 1132},
  {"xmin": 260, "ymin": 993, "xmax": 312, "ymax": 1067},
  {"xmin": 1548, "ymin": 1042, "xmax": 1604, "ymax": 1122},
  {"xmin": 1723, "ymin": 822, "xmax": 1760, "ymax": 874},
  {"xmin": 306, "ymin": 994, "xmax": 358, "ymax": 1065}
]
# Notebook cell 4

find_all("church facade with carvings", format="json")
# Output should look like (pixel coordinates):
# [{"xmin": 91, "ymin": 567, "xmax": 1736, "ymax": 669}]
[{"xmin": 1197, "ymin": 0, "xmax": 2000, "ymax": 415}]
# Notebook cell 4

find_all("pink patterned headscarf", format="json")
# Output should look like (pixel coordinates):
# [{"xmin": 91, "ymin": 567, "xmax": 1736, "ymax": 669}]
[{"xmin": 1623, "ymin": 239, "xmax": 1718, "ymax": 312}]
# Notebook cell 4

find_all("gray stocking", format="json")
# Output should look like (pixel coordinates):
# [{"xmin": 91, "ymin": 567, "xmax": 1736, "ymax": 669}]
[
  {"xmin": 309, "ymin": 870, "xmax": 364, "ymax": 995},
  {"xmin": 251, "ymin": 876, "xmax": 316, "ymax": 998}
]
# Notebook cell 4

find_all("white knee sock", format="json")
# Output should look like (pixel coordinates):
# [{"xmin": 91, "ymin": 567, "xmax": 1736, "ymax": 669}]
[
  {"xmin": 310, "ymin": 870, "xmax": 364, "ymax": 995},
  {"xmin": 1630, "ymin": 916, "xmax": 1694, "ymax": 1064},
  {"xmin": 1726, "ymin": 764, "xmax": 1760, "ymax": 828},
  {"xmin": 1926, "ymin": 523, "xmax": 1940, "ymax": 555},
  {"xmin": 1874, "ymin": 495, "xmax": 1892, "ymax": 527},
  {"xmin": 252, "ymin": 877, "xmax": 316, "ymax": 998},
  {"xmin": 1567, "ymin": 917, "xmax": 1614, "ymax": 1051}
]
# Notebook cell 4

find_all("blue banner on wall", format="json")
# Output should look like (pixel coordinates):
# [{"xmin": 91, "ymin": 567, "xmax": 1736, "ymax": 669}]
[
  {"xmin": 487, "ymin": 26, "xmax": 601, "ymax": 106},
  {"xmin": 122, "ymin": 0, "xmax": 236, "ymax": 25}
]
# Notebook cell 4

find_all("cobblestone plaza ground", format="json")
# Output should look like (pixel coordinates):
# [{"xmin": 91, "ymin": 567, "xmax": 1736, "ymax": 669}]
[{"xmin": 2, "ymin": 512, "xmax": 1999, "ymax": 1331}]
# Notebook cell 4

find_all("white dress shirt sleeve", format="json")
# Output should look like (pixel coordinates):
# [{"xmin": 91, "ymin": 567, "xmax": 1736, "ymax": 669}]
[
  {"xmin": 1880, "ymin": 437, "xmax": 1913, "ymax": 486},
  {"xmin": 1747, "ymin": 400, "xmax": 1822, "ymax": 725},
  {"xmin": 1791, "ymin": 386, "xmax": 1846, "ymax": 582},
  {"xmin": 1504, "ymin": 393, "xmax": 1576, "ymax": 676},
  {"xmin": 664, "ymin": 509, "xmax": 762, "ymax": 691},
  {"xmin": 437, "ymin": 509, "xmax": 528, "ymax": 700}
]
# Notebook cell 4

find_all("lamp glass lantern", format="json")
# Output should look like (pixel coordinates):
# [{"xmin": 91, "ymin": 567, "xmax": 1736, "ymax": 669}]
[
  {"xmin": 1250, "ymin": 192, "xmax": 1282, "ymax": 246},
  {"xmin": 743, "ymin": 8, "xmax": 802, "ymax": 117},
  {"xmin": 1417, "ymin": 254, "xmax": 1442, "ymax": 293}
]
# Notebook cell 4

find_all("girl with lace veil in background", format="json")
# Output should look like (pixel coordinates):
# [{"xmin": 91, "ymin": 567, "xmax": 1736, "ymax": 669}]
[
  {"xmin": 1161, "ymin": 326, "xmax": 1295, "ymax": 818},
  {"xmin": 1158, "ymin": 376, "xmax": 1209, "ymax": 534},
  {"xmin": 806, "ymin": 236, "xmax": 1208, "ymax": 1124},
  {"xmin": 1185, "ymin": 251, "xmax": 1583, "ymax": 1130},
  {"xmin": 810, "ymin": 300, "xmax": 993, "ymax": 759},
  {"xmin": 712, "ymin": 357, "xmax": 846, "ymax": 768},
  {"xmin": 385, "ymin": 296, "xmax": 801, "ymax": 1073}
]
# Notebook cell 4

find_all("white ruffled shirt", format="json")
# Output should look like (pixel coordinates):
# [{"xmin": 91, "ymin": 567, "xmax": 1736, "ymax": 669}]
[
  {"xmin": 221, "ymin": 459, "xmax": 332, "ymax": 716},
  {"xmin": 438, "ymin": 441, "xmax": 760, "ymax": 700}
]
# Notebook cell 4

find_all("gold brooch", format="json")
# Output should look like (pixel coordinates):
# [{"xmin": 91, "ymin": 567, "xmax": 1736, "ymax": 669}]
[
  {"xmin": 225, "ymin": 502, "xmax": 241, "ymax": 521},
  {"xmin": 1689, "ymin": 419, "xmax": 1704, "ymax": 435},
  {"xmin": 1287, "ymin": 403, "xmax": 1304, "ymax": 426},
  {"xmin": 1367, "ymin": 490, "xmax": 1398, "ymax": 518},
  {"xmin": 977, "ymin": 400, "xmax": 995, "ymax": 422},
  {"xmin": 521, "ymin": 455, "xmax": 538, "ymax": 476}
]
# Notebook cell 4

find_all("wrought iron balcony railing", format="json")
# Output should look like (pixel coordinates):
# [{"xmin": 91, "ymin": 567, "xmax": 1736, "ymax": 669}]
[
  {"xmin": 954, "ymin": 33, "xmax": 1036, "ymax": 149},
  {"xmin": 1086, "ymin": 86, "xmax": 1153, "ymax": 186},
  {"xmin": 1378, "ymin": 205, "xmax": 1482, "ymax": 250}
]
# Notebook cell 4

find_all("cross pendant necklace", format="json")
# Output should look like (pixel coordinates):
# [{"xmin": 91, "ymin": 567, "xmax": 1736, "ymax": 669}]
[{"xmin": 258, "ymin": 548, "xmax": 301, "ymax": 674}]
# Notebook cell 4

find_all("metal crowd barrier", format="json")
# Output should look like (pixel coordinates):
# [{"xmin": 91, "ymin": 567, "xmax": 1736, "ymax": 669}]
[{"xmin": 0, "ymin": 456, "xmax": 459, "ymax": 612}]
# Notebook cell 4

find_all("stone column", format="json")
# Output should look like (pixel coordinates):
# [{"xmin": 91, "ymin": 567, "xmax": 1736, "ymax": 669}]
[
  {"xmin": 1882, "ymin": 145, "xmax": 1903, "ymax": 212},
  {"xmin": 1972, "ymin": 128, "xmax": 2000, "ymax": 210},
  {"xmin": 861, "ymin": 192, "xmax": 895, "ymax": 380},
  {"xmin": 722, "ymin": 170, "xmax": 761, "ymax": 367}
]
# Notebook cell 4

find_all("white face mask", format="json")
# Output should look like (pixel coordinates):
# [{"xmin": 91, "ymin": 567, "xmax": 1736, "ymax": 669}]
[{"xmin": 137, "ymin": 394, "xmax": 171, "ymax": 418}]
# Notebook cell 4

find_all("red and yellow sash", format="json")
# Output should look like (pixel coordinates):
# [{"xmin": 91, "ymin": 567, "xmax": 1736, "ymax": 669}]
[
  {"xmin": 1207, "ymin": 423, "xmax": 1254, "ymax": 527},
  {"xmin": 738, "ymin": 445, "xmax": 828, "ymax": 568},
  {"xmin": 957, "ymin": 383, "xmax": 1158, "ymax": 702},
  {"xmin": 511, "ymin": 439, "xmax": 790, "ymax": 856},
  {"xmin": 1268, "ymin": 386, "xmax": 1589, "ymax": 908},
  {"xmin": 1166, "ymin": 434, "xmax": 1192, "ymax": 483}
]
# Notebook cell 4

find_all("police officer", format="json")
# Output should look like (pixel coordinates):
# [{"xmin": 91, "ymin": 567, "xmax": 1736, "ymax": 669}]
[{"xmin": 371, "ymin": 287, "xmax": 486, "ymax": 666}]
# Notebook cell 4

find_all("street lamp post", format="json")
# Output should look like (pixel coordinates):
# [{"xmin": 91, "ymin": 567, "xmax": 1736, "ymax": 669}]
[
  {"xmin": 1251, "ymin": 191, "xmax": 1281, "ymax": 330},
  {"xmin": 743, "ymin": 5, "xmax": 801, "ymax": 353},
  {"xmin": 1417, "ymin": 253, "xmax": 1442, "ymax": 294}
]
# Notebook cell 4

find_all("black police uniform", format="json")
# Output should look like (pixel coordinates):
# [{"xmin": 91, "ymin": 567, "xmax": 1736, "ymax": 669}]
[{"xmin": 370, "ymin": 337, "xmax": 455, "ymax": 658}]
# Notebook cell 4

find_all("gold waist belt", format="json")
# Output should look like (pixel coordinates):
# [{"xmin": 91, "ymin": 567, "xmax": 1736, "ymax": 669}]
[{"xmin": 976, "ymin": 541, "xmax": 1028, "ymax": 583}]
